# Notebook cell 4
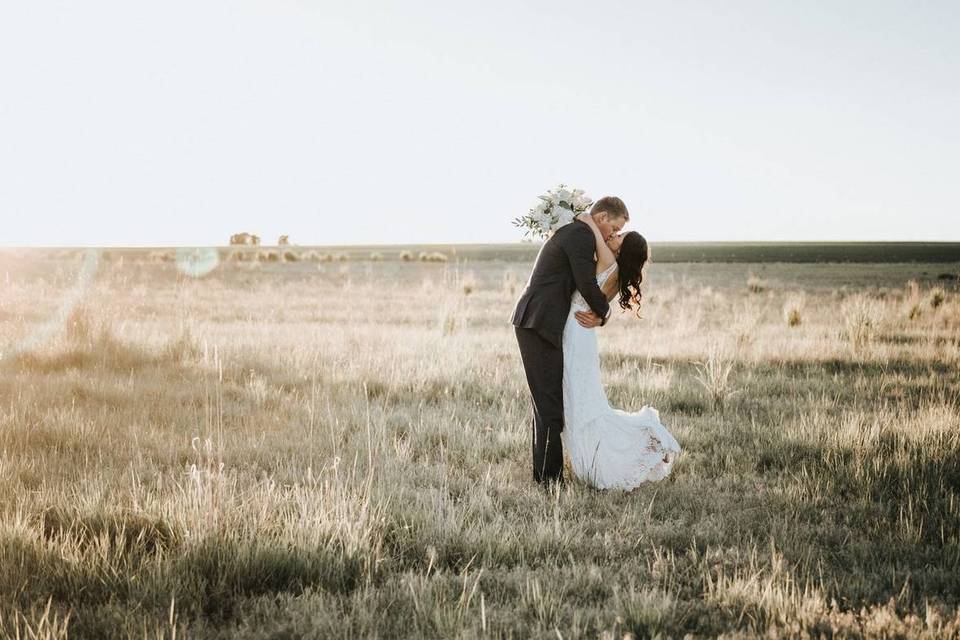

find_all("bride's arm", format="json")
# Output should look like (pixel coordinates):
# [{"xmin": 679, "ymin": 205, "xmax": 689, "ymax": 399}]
[{"xmin": 575, "ymin": 213, "xmax": 617, "ymax": 274}]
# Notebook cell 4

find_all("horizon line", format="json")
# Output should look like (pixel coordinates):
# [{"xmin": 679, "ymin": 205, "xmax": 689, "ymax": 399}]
[{"xmin": 2, "ymin": 239, "xmax": 960, "ymax": 249}]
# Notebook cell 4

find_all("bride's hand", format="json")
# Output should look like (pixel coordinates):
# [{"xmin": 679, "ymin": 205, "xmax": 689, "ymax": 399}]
[{"xmin": 576, "ymin": 212, "xmax": 595, "ymax": 226}]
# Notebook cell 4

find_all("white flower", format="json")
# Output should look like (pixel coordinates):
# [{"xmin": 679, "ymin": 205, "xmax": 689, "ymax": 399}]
[{"xmin": 518, "ymin": 184, "xmax": 593, "ymax": 239}]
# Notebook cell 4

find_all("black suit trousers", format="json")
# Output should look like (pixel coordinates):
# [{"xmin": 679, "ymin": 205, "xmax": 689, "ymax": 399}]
[{"xmin": 514, "ymin": 326, "xmax": 565, "ymax": 484}]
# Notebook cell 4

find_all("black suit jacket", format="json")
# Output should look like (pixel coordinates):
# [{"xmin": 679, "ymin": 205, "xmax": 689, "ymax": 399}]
[{"xmin": 511, "ymin": 219, "xmax": 611, "ymax": 348}]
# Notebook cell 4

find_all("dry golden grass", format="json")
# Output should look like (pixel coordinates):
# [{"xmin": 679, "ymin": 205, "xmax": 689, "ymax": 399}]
[{"xmin": 0, "ymin": 249, "xmax": 958, "ymax": 638}]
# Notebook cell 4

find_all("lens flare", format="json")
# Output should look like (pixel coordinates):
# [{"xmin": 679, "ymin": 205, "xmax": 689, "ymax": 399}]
[
  {"xmin": 175, "ymin": 247, "xmax": 220, "ymax": 278},
  {"xmin": 1, "ymin": 248, "xmax": 101, "ymax": 362}
]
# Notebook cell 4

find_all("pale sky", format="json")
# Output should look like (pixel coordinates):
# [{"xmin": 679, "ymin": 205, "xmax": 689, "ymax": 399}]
[{"xmin": 1, "ymin": 1, "xmax": 958, "ymax": 246}]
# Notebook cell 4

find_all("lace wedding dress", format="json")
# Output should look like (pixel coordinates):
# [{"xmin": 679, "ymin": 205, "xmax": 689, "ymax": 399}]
[{"xmin": 561, "ymin": 263, "xmax": 680, "ymax": 490}]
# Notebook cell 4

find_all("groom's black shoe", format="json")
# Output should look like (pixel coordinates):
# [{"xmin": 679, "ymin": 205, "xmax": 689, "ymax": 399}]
[
  {"xmin": 532, "ymin": 421, "xmax": 565, "ymax": 485},
  {"xmin": 542, "ymin": 474, "xmax": 565, "ymax": 487},
  {"xmin": 538, "ymin": 475, "xmax": 565, "ymax": 496}
]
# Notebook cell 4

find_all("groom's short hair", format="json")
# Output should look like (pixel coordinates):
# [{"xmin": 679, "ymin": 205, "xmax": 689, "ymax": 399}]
[{"xmin": 590, "ymin": 196, "xmax": 629, "ymax": 221}]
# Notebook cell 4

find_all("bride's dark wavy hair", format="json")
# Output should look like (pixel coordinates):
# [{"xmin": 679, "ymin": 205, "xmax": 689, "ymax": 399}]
[{"xmin": 615, "ymin": 231, "xmax": 649, "ymax": 318}]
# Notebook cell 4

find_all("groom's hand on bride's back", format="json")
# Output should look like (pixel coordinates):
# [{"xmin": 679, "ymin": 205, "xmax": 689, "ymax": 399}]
[{"xmin": 575, "ymin": 310, "xmax": 604, "ymax": 328}]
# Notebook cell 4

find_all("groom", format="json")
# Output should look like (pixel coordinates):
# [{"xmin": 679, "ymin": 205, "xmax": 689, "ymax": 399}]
[{"xmin": 511, "ymin": 196, "xmax": 630, "ymax": 485}]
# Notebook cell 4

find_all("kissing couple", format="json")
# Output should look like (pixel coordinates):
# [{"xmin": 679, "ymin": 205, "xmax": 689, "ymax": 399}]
[{"xmin": 511, "ymin": 196, "xmax": 680, "ymax": 490}]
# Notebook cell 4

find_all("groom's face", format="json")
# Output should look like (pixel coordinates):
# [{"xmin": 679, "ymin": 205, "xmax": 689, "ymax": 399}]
[{"xmin": 595, "ymin": 212, "xmax": 627, "ymax": 242}]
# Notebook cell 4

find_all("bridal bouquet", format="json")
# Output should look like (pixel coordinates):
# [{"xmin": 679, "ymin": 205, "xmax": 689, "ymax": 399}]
[{"xmin": 513, "ymin": 184, "xmax": 593, "ymax": 240}]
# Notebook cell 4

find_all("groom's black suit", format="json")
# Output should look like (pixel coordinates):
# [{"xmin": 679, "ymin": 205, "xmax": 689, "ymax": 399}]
[{"xmin": 511, "ymin": 219, "xmax": 611, "ymax": 484}]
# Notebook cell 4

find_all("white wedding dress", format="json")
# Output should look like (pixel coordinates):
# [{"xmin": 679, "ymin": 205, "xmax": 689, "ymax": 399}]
[{"xmin": 561, "ymin": 263, "xmax": 681, "ymax": 490}]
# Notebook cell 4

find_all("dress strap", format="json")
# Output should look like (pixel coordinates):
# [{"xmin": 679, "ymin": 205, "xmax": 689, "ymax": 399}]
[{"xmin": 597, "ymin": 262, "xmax": 618, "ymax": 287}]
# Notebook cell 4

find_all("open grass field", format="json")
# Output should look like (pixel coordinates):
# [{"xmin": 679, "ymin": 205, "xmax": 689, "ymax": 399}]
[
  {"xmin": 48, "ymin": 241, "xmax": 960, "ymax": 265},
  {"xmin": 1, "ymin": 246, "xmax": 959, "ymax": 638}
]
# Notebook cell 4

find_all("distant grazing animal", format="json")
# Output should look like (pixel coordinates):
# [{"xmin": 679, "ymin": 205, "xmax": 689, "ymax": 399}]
[
  {"xmin": 419, "ymin": 251, "xmax": 449, "ymax": 263},
  {"xmin": 230, "ymin": 232, "xmax": 261, "ymax": 246}
]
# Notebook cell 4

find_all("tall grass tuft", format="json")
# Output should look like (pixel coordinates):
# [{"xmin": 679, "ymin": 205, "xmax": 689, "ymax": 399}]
[
  {"xmin": 903, "ymin": 279, "xmax": 924, "ymax": 321},
  {"xmin": 0, "ymin": 598, "xmax": 71, "ymax": 640},
  {"xmin": 502, "ymin": 270, "xmax": 519, "ymax": 298},
  {"xmin": 841, "ymin": 294, "xmax": 881, "ymax": 354},
  {"xmin": 162, "ymin": 323, "xmax": 202, "ymax": 363},
  {"xmin": 746, "ymin": 274, "xmax": 766, "ymax": 293},
  {"xmin": 460, "ymin": 271, "xmax": 477, "ymax": 296},
  {"xmin": 692, "ymin": 345, "xmax": 738, "ymax": 411},
  {"xmin": 783, "ymin": 294, "xmax": 804, "ymax": 327},
  {"xmin": 929, "ymin": 286, "xmax": 946, "ymax": 310}
]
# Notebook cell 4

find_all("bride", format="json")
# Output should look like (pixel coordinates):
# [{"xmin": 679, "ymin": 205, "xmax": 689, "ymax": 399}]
[{"xmin": 560, "ymin": 212, "xmax": 680, "ymax": 490}]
